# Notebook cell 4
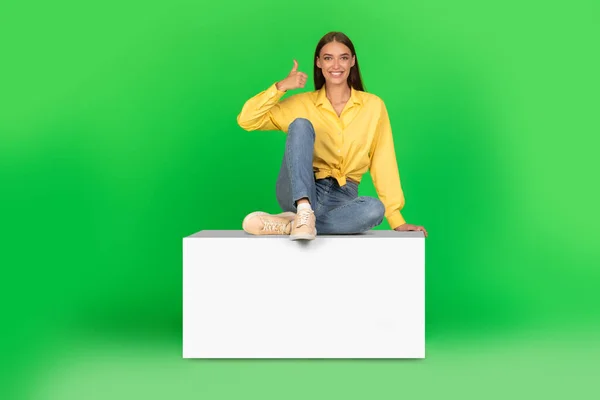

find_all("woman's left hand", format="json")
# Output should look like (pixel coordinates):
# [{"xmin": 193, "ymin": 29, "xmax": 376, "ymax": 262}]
[{"xmin": 394, "ymin": 223, "xmax": 428, "ymax": 238}]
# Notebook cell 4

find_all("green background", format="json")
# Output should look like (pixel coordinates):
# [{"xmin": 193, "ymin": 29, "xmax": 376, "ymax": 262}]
[{"xmin": 1, "ymin": 0, "xmax": 599, "ymax": 398}]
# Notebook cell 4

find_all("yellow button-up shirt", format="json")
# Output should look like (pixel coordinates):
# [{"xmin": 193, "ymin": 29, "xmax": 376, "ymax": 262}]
[{"xmin": 237, "ymin": 82, "xmax": 407, "ymax": 229}]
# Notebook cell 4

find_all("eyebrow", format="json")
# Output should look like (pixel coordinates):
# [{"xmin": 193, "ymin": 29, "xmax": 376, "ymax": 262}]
[{"xmin": 323, "ymin": 53, "xmax": 351, "ymax": 57}]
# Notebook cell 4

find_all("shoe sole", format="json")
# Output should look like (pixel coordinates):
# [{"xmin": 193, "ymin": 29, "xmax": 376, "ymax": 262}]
[
  {"xmin": 289, "ymin": 231, "xmax": 317, "ymax": 241},
  {"xmin": 242, "ymin": 211, "xmax": 296, "ymax": 234}
]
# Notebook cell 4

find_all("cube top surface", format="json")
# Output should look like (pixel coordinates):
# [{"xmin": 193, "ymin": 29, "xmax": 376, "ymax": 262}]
[{"xmin": 185, "ymin": 230, "xmax": 424, "ymax": 239}]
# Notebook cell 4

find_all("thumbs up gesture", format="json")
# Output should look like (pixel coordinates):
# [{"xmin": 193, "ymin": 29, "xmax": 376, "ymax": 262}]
[{"xmin": 276, "ymin": 60, "xmax": 308, "ymax": 92}]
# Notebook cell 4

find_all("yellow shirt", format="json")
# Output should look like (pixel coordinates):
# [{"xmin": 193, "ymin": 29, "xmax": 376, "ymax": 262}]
[{"xmin": 237, "ymin": 82, "xmax": 407, "ymax": 229}]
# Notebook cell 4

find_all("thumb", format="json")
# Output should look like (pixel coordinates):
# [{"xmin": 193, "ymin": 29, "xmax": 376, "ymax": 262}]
[{"xmin": 291, "ymin": 59, "xmax": 298, "ymax": 72}]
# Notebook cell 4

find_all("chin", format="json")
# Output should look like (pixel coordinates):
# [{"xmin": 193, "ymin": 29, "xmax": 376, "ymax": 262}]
[{"xmin": 327, "ymin": 76, "xmax": 347, "ymax": 84}]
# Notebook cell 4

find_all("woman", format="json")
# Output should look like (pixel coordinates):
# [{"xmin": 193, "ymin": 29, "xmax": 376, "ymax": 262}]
[{"xmin": 237, "ymin": 31, "xmax": 428, "ymax": 240}]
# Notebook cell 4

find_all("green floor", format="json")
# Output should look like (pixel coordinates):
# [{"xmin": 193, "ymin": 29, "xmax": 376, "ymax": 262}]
[{"xmin": 9, "ymin": 324, "xmax": 599, "ymax": 400}]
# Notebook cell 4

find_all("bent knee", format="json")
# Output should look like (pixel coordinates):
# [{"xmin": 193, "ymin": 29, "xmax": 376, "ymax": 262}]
[
  {"xmin": 288, "ymin": 118, "xmax": 315, "ymax": 137},
  {"xmin": 364, "ymin": 198, "xmax": 385, "ymax": 225}
]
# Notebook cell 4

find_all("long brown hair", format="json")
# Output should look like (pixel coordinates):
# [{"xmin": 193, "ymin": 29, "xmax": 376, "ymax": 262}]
[{"xmin": 314, "ymin": 32, "xmax": 365, "ymax": 92}]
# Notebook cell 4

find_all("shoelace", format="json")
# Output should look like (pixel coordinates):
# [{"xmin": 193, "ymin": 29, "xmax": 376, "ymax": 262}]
[
  {"xmin": 296, "ymin": 210, "xmax": 314, "ymax": 227},
  {"xmin": 261, "ymin": 218, "xmax": 289, "ymax": 233}
]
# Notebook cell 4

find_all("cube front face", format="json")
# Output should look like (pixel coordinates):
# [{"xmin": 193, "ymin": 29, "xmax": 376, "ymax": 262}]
[{"xmin": 183, "ymin": 233, "xmax": 425, "ymax": 358}]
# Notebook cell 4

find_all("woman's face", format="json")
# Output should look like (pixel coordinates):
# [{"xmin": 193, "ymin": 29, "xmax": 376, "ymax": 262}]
[{"xmin": 316, "ymin": 40, "xmax": 356, "ymax": 86}]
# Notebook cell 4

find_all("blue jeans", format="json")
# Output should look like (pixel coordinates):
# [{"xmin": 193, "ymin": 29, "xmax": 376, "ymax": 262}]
[{"xmin": 276, "ymin": 118, "xmax": 385, "ymax": 234}]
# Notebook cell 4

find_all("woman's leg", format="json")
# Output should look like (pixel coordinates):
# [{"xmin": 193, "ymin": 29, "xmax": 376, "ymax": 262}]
[
  {"xmin": 243, "ymin": 117, "xmax": 316, "ymax": 236},
  {"xmin": 275, "ymin": 118, "xmax": 319, "ymax": 240},
  {"xmin": 276, "ymin": 118, "xmax": 318, "ymax": 212},
  {"xmin": 316, "ymin": 197, "xmax": 385, "ymax": 234},
  {"xmin": 314, "ymin": 179, "xmax": 386, "ymax": 234}
]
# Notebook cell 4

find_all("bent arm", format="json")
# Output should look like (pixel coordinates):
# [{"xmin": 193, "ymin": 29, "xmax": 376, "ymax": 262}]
[{"xmin": 237, "ymin": 83, "xmax": 290, "ymax": 131}]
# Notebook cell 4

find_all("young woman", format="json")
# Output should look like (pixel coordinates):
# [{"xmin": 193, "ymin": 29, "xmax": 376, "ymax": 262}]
[{"xmin": 238, "ymin": 31, "xmax": 428, "ymax": 240}]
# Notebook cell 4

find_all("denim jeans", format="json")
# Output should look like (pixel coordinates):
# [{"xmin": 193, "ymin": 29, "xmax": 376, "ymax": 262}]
[{"xmin": 275, "ymin": 118, "xmax": 385, "ymax": 234}]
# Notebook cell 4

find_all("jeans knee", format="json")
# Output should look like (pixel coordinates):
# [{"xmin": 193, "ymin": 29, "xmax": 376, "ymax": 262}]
[
  {"xmin": 364, "ymin": 198, "xmax": 385, "ymax": 226},
  {"xmin": 288, "ymin": 118, "xmax": 315, "ymax": 140}
]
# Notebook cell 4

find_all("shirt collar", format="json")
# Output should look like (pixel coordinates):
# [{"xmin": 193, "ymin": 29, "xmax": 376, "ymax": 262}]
[{"xmin": 315, "ymin": 85, "xmax": 363, "ymax": 107}]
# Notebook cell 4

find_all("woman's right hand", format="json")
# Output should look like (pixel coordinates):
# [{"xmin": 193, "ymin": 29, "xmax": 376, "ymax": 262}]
[{"xmin": 276, "ymin": 60, "xmax": 307, "ymax": 92}]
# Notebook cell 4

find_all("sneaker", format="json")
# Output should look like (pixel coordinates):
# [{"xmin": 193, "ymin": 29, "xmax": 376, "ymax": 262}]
[
  {"xmin": 242, "ymin": 211, "xmax": 296, "ymax": 235},
  {"xmin": 290, "ymin": 209, "xmax": 317, "ymax": 240}
]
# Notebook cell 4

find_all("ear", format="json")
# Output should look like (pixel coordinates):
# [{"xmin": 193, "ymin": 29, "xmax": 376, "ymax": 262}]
[
  {"xmin": 352, "ymin": 55, "xmax": 356, "ymax": 67},
  {"xmin": 316, "ymin": 57, "xmax": 321, "ymax": 68}
]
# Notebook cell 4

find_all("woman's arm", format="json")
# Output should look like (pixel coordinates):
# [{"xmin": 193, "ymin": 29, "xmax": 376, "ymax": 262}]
[
  {"xmin": 370, "ymin": 99, "xmax": 427, "ymax": 237},
  {"xmin": 369, "ymin": 100, "xmax": 407, "ymax": 229},
  {"xmin": 237, "ymin": 60, "xmax": 308, "ymax": 131}
]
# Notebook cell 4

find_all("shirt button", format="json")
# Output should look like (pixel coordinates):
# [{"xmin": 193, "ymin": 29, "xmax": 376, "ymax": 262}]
[{"xmin": 337, "ymin": 149, "xmax": 341, "ymax": 153}]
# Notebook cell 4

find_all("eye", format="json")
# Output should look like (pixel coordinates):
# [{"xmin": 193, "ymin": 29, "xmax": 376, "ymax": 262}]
[
  {"xmin": 324, "ymin": 56, "xmax": 332, "ymax": 60},
  {"xmin": 342, "ymin": 56, "xmax": 349, "ymax": 60}
]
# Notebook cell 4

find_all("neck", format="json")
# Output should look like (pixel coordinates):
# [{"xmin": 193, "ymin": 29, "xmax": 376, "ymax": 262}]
[{"xmin": 325, "ymin": 82, "xmax": 351, "ymax": 103}]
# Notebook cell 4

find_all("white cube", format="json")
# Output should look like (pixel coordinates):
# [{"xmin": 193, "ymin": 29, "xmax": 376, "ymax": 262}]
[{"xmin": 183, "ymin": 230, "xmax": 425, "ymax": 358}]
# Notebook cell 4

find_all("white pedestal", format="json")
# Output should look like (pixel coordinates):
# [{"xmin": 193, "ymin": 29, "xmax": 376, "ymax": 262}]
[{"xmin": 183, "ymin": 230, "xmax": 425, "ymax": 358}]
